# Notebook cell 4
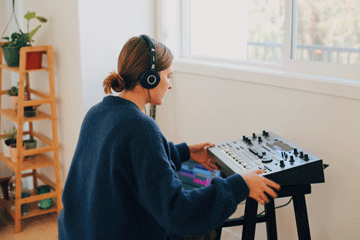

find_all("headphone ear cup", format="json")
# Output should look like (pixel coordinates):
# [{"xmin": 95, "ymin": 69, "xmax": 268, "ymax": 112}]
[{"xmin": 139, "ymin": 69, "xmax": 160, "ymax": 89}]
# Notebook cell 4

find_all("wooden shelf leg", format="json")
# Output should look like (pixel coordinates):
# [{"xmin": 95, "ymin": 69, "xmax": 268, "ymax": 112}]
[
  {"xmin": 14, "ymin": 173, "xmax": 22, "ymax": 233},
  {"xmin": 47, "ymin": 46, "xmax": 63, "ymax": 213},
  {"xmin": 32, "ymin": 169, "xmax": 38, "ymax": 192}
]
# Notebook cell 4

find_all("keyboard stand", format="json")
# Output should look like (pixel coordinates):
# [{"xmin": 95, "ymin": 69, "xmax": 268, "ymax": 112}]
[{"xmin": 216, "ymin": 184, "xmax": 312, "ymax": 240}]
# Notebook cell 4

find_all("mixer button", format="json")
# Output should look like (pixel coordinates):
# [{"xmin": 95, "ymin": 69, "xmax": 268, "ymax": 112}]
[{"xmin": 262, "ymin": 158, "xmax": 273, "ymax": 164}]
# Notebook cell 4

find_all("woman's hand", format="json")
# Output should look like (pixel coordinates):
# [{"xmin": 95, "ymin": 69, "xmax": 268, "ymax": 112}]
[
  {"xmin": 241, "ymin": 169, "xmax": 281, "ymax": 205},
  {"xmin": 188, "ymin": 142, "xmax": 219, "ymax": 172}
]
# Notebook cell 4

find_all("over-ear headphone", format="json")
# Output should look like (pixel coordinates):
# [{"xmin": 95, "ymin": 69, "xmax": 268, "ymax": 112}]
[{"xmin": 139, "ymin": 35, "xmax": 161, "ymax": 89}]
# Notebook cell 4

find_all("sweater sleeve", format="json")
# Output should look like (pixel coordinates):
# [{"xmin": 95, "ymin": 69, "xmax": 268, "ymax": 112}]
[
  {"xmin": 129, "ymin": 121, "xmax": 250, "ymax": 237},
  {"xmin": 168, "ymin": 142, "xmax": 190, "ymax": 171}
]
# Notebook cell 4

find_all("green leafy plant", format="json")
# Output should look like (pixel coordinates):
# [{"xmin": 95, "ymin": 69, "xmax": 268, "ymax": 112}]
[
  {"xmin": 2, "ymin": 11, "xmax": 47, "ymax": 48},
  {"xmin": 6, "ymin": 86, "xmax": 19, "ymax": 96},
  {"xmin": 1, "ymin": 126, "xmax": 17, "ymax": 145},
  {"xmin": 24, "ymin": 11, "xmax": 48, "ymax": 43}
]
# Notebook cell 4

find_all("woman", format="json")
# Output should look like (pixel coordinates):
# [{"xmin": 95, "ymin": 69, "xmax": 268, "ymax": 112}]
[{"xmin": 58, "ymin": 35, "xmax": 280, "ymax": 240}]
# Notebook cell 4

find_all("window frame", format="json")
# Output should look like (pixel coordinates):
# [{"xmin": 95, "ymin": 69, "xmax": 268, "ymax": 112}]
[{"xmin": 156, "ymin": 0, "xmax": 360, "ymax": 100}]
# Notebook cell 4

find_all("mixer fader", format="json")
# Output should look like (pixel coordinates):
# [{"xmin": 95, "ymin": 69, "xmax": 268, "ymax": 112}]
[{"xmin": 207, "ymin": 131, "xmax": 325, "ymax": 186}]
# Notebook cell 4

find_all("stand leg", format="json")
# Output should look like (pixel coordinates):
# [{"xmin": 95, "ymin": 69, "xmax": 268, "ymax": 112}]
[
  {"xmin": 242, "ymin": 197, "xmax": 258, "ymax": 240},
  {"xmin": 293, "ymin": 194, "xmax": 311, "ymax": 240},
  {"xmin": 264, "ymin": 199, "xmax": 278, "ymax": 240}
]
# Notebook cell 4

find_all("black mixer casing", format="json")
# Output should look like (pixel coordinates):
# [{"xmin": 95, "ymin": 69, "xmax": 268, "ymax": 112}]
[{"xmin": 207, "ymin": 131, "xmax": 325, "ymax": 186}]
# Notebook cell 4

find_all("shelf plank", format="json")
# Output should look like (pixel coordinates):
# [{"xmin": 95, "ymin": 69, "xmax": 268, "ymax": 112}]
[
  {"xmin": 22, "ymin": 154, "xmax": 54, "ymax": 171},
  {"xmin": 0, "ymin": 197, "xmax": 58, "ymax": 220},
  {"xmin": 0, "ymin": 153, "xmax": 55, "ymax": 171},
  {"xmin": 0, "ymin": 108, "xmax": 52, "ymax": 123},
  {"xmin": 21, "ymin": 202, "xmax": 58, "ymax": 219},
  {"xmin": 0, "ymin": 64, "xmax": 49, "ymax": 73}
]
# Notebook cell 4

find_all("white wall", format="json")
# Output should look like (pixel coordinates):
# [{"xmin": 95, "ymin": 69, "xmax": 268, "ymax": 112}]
[
  {"xmin": 17, "ymin": 0, "xmax": 84, "ymax": 186},
  {"xmin": 78, "ymin": 0, "xmax": 156, "ymax": 114},
  {"xmin": 156, "ymin": 68, "xmax": 360, "ymax": 239}
]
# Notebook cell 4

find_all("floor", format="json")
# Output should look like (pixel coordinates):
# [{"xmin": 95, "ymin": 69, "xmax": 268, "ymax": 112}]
[
  {"xmin": 0, "ymin": 206, "xmax": 244, "ymax": 240},
  {"xmin": 0, "ymin": 207, "xmax": 58, "ymax": 240}
]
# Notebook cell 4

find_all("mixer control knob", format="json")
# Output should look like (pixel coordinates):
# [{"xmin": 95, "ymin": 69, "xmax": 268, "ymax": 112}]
[
  {"xmin": 262, "ymin": 130, "xmax": 269, "ymax": 137},
  {"xmin": 280, "ymin": 160, "xmax": 285, "ymax": 168},
  {"xmin": 299, "ymin": 151, "xmax": 304, "ymax": 158},
  {"xmin": 258, "ymin": 137, "xmax": 262, "ymax": 142},
  {"xmin": 293, "ymin": 148, "xmax": 298, "ymax": 155},
  {"xmin": 252, "ymin": 133, "xmax": 256, "ymax": 139},
  {"xmin": 304, "ymin": 154, "xmax": 309, "ymax": 161},
  {"xmin": 290, "ymin": 155, "xmax": 295, "ymax": 163}
]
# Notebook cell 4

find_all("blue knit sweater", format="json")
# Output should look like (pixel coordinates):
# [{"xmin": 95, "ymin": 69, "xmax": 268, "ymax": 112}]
[{"xmin": 58, "ymin": 96, "xmax": 250, "ymax": 240}]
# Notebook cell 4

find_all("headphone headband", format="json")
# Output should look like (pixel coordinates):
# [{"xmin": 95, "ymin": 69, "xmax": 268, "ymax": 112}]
[{"xmin": 140, "ymin": 35, "xmax": 156, "ymax": 70}]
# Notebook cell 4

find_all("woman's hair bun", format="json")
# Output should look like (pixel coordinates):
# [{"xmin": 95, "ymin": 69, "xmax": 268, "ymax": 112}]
[{"xmin": 103, "ymin": 72, "xmax": 125, "ymax": 94}]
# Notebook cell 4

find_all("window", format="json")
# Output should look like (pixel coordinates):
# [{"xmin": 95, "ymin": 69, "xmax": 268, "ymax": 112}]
[
  {"xmin": 159, "ymin": 0, "xmax": 360, "ymax": 80},
  {"xmin": 293, "ymin": 0, "xmax": 360, "ymax": 65},
  {"xmin": 189, "ymin": 0, "xmax": 285, "ymax": 63}
]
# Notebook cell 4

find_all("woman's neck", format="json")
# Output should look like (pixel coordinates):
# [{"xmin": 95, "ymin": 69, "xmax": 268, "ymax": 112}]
[{"xmin": 119, "ymin": 86, "xmax": 148, "ymax": 111}]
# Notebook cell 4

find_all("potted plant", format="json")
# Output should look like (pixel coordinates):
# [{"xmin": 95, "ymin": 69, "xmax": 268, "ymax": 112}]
[
  {"xmin": 6, "ymin": 85, "xmax": 19, "ymax": 111},
  {"xmin": 1, "ymin": 11, "xmax": 47, "ymax": 68},
  {"xmin": 9, "ymin": 136, "xmax": 37, "ymax": 162},
  {"xmin": 24, "ymin": 105, "xmax": 39, "ymax": 117},
  {"xmin": 23, "ymin": 136, "xmax": 37, "ymax": 158},
  {"xmin": 0, "ymin": 126, "xmax": 17, "ymax": 157}
]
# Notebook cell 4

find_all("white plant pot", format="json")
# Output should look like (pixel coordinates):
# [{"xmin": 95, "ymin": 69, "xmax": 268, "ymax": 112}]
[{"xmin": 1, "ymin": 139, "xmax": 11, "ymax": 157}]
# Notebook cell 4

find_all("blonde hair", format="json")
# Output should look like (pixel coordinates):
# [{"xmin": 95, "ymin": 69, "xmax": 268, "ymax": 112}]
[{"xmin": 103, "ymin": 36, "xmax": 173, "ymax": 94}]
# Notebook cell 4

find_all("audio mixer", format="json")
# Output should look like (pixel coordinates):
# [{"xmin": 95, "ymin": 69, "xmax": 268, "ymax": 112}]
[{"xmin": 207, "ymin": 131, "xmax": 326, "ymax": 186}]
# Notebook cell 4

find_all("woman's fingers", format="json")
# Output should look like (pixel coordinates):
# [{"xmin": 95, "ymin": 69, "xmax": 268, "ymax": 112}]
[
  {"xmin": 263, "ymin": 177, "xmax": 281, "ymax": 191},
  {"xmin": 265, "ymin": 187, "xmax": 278, "ymax": 199}
]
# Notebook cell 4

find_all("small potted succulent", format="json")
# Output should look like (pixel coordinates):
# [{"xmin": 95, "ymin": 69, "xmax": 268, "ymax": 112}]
[
  {"xmin": 0, "ymin": 126, "xmax": 17, "ymax": 158},
  {"xmin": 6, "ymin": 85, "xmax": 19, "ymax": 111},
  {"xmin": 1, "ymin": 10, "xmax": 47, "ymax": 68}
]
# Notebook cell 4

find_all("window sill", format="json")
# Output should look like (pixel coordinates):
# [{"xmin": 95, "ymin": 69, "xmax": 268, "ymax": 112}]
[{"xmin": 174, "ymin": 58, "xmax": 360, "ymax": 101}]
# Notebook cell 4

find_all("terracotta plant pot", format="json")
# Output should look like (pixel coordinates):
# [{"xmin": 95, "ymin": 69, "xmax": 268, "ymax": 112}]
[
  {"xmin": 26, "ymin": 51, "xmax": 43, "ymax": 70},
  {"xmin": 9, "ymin": 143, "xmax": 26, "ymax": 163},
  {"xmin": 9, "ymin": 95, "xmax": 19, "ymax": 111}
]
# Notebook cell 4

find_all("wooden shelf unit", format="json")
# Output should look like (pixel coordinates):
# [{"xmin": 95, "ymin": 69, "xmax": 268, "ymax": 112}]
[{"xmin": 0, "ymin": 45, "xmax": 62, "ymax": 233}]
